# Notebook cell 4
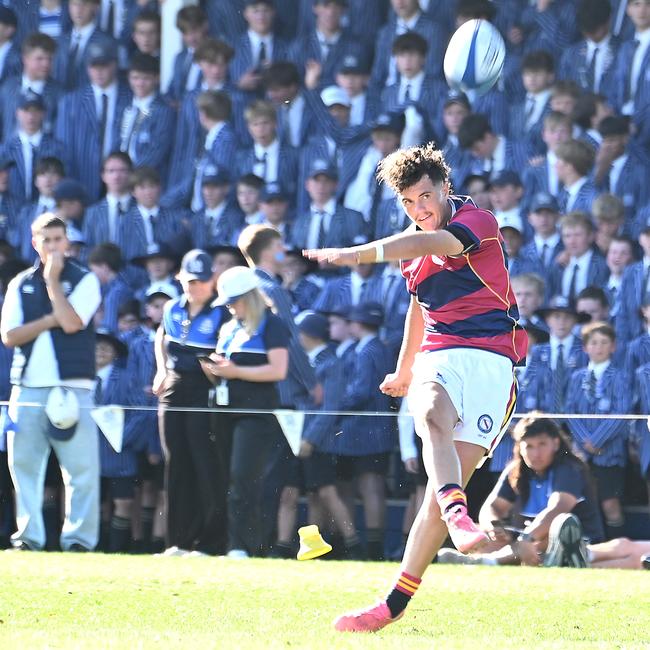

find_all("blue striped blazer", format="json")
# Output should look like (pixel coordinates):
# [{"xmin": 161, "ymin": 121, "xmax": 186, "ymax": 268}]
[
  {"xmin": 557, "ymin": 179, "xmax": 600, "ymax": 215},
  {"xmin": 508, "ymin": 98, "xmax": 550, "ymax": 157},
  {"xmin": 97, "ymin": 364, "xmax": 144, "ymax": 478},
  {"xmin": 0, "ymin": 76, "xmax": 63, "ymax": 143},
  {"xmin": 546, "ymin": 250, "xmax": 610, "ymax": 303},
  {"xmin": 625, "ymin": 333, "xmax": 650, "ymax": 383},
  {"xmin": 565, "ymin": 365, "xmax": 630, "ymax": 467},
  {"xmin": 466, "ymin": 137, "xmax": 531, "ymax": 179},
  {"xmin": 374, "ymin": 197, "xmax": 410, "ymax": 240},
  {"xmin": 254, "ymin": 268, "xmax": 317, "ymax": 407},
  {"xmin": 615, "ymin": 261, "xmax": 648, "ymax": 343},
  {"xmin": 126, "ymin": 330, "xmax": 161, "ymax": 456},
  {"xmin": 521, "ymin": 158, "xmax": 562, "ymax": 210},
  {"xmin": 312, "ymin": 272, "xmax": 383, "ymax": 314},
  {"xmin": 612, "ymin": 37, "xmax": 650, "ymax": 115},
  {"xmin": 12, "ymin": 0, "xmax": 70, "ymax": 43},
  {"xmin": 14, "ymin": 202, "xmax": 49, "ymax": 263},
  {"xmin": 0, "ymin": 42, "xmax": 21, "ymax": 84},
  {"xmin": 82, "ymin": 197, "xmax": 135, "ymax": 251},
  {"xmin": 521, "ymin": 338, "xmax": 589, "ymax": 413},
  {"xmin": 519, "ymin": 238, "xmax": 564, "ymax": 283},
  {"xmin": 518, "ymin": 2, "xmax": 578, "ymax": 59},
  {"xmin": 272, "ymin": 91, "xmax": 319, "ymax": 149},
  {"xmin": 99, "ymin": 274, "xmax": 135, "ymax": 332},
  {"xmin": 0, "ymin": 191, "xmax": 19, "ymax": 248},
  {"xmin": 558, "ymin": 38, "xmax": 618, "ymax": 97},
  {"xmin": 55, "ymin": 83, "xmax": 132, "ymax": 201},
  {"xmin": 53, "ymin": 28, "xmax": 116, "ymax": 91},
  {"xmin": 117, "ymin": 94, "xmax": 175, "ymax": 181},
  {"xmin": 0, "ymin": 133, "xmax": 66, "ymax": 204},
  {"xmin": 369, "ymin": 14, "xmax": 445, "ymax": 90},
  {"xmin": 205, "ymin": 1, "xmax": 246, "ymax": 45},
  {"xmin": 229, "ymin": 33, "xmax": 290, "ymax": 86},
  {"xmin": 337, "ymin": 336, "xmax": 395, "ymax": 456},
  {"xmin": 162, "ymin": 122, "xmax": 238, "ymax": 210},
  {"xmin": 234, "ymin": 143, "xmax": 299, "ymax": 198},
  {"xmin": 291, "ymin": 204, "xmax": 367, "ymax": 251},
  {"xmin": 632, "ymin": 363, "xmax": 650, "ymax": 476},
  {"xmin": 301, "ymin": 344, "xmax": 345, "ymax": 453},
  {"xmin": 190, "ymin": 203, "xmax": 244, "ymax": 250},
  {"xmin": 164, "ymin": 46, "xmax": 203, "ymax": 106},
  {"xmin": 287, "ymin": 30, "xmax": 368, "ymax": 89}
]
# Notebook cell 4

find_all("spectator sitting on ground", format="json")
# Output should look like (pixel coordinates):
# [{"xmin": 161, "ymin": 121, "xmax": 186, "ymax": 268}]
[{"xmin": 438, "ymin": 416, "xmax": 604, "ymax": 567}]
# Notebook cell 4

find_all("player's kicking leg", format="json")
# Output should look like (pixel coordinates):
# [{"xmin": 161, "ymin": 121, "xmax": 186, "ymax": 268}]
[{"xmin": 334, "ymin": 383, "xmax": 487, "ymax": 633}]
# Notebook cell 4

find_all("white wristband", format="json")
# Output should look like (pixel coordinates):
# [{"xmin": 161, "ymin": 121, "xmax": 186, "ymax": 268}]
[{"xmin": 375, "ymin": 243, "xmax": 385, "ymax": 263}]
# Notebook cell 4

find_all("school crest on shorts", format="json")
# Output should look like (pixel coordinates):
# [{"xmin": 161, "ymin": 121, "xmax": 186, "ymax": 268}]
[{"xmin": 477, "ymin": 414, "xmax": 493, "ymax": 435}]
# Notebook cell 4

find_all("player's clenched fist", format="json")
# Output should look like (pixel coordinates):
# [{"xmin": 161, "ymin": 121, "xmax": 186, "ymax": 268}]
[{"xmin": 380, "ymin": 370, "xmax": 412, "ymax": 397}]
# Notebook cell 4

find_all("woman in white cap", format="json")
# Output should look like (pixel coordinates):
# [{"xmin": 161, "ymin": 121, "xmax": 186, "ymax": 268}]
[{"xmin": 200, "ymin": 265, "xmax": 289, "ymax": 558}]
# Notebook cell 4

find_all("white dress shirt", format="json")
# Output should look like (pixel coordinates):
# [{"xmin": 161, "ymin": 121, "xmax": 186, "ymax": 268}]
[
  {"xmin": 248, "ymin": 30, "xmax": 274, "ymax": 66},
  {"xmin": 316, "ymin": 29, "xmax": 341, "ymax": 60},
  {"xmin": 285, "ymin": 94, "xmax": 305, "ymax": 147},
  {"xmin": 525, "ymin": 89, "xmax": 551, "ymax": 129},
  {"xmin": 306, "ymin": 198, "xmax": 336, "ymax": 249},
  {"xmin": 549, "ymin": 334, "xmax": 575, "ymax": 369},
  {"xmin": 0, "ymin": 41, "xmax": 11, "ymax": 79},
  {"xmin": 623, "ymin": 28, "xmax": 650, "ymax": 114},
  {"xmin": 349, "ymin": 92, "xmax": 366, "ymax": 126},
  {"xmin": 534, "ymin": 232, "xmax": 560, "ymax": 266},
  {"xmin": 137, "ymin": 204, "xmax": 159, "ymax": 249},
  {"xmin": 398, "ymin": 70, "xmax": 425, "ymax": 104},
  {"xmin": 562, "ymin": 249, "xmax": 593, "ymax": 297},
  {"xmin": 205, "ymin": 121, "xmax": 225, "ymax": 151},
  {"xmin": 546, "ymin": 151, "xmax": 560, "ymax": 196},
  {"xmin": 587, "ymin": 359, "xmax": 611, "ymax": 383},
  {"xmin": 387, "ymin": 12, "xmax": 421, "ymax": 85},
  {"xmin": 106, "ymin": 193, "xmax": 131, "ymax": 242},
  {"xmin": 564, "ymin": 176, "xmax": 587, "ymax": 212},
  {"xmin": 253, "ymin": 138, "xmax": 280, "ymax": 182},
  {"xmin": 307, "ymin": 344, "xmax": 327, "ymax": 366},
  {"xmin": 609, "ymin": 154, "xmax": 627, "ymax": 192},
  {"xmin": 70, "ymin": 22, "xmax": 95, "ymax": 59},
  {"xmin": 585, "ymin": 35, "xmax": 612, "ymax": 92},
  {"xmin": 21, "ymin": 76, "xmax": 45, "ymax": 94}
]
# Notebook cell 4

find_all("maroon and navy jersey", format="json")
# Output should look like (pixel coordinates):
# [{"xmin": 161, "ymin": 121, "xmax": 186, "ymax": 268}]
[{"xmin": 400, "ymin": 196, "xmax": 528, "ymax": 364}]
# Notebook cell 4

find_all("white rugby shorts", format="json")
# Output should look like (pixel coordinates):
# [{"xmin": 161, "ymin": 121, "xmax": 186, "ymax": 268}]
[{"xmin": 408, "ymin": 347, "xmax": 518, "ymax": 456}]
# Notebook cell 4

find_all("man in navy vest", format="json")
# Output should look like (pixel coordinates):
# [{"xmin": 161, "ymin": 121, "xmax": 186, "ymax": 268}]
[{"xmin": 1, "ymin": 213, "xmax": 102, "ymax": 552}]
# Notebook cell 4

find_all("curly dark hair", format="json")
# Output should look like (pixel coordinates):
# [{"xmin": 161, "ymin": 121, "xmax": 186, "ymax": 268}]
[
  {"xmin": 376, "ymin": 142, "xmax": 451, "ymax": 194},
  {"xmin": 508, "ymin": 415, "xmax": 590, "ymax": 506}
]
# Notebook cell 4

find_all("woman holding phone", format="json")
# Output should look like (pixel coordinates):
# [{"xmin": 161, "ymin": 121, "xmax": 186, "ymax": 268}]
[
  {"xmin": 153, "ymin": 250, "xmax": 230, "ymax": 557},
  {"xmin": 199, "ymin": 265, "xmax": 289, "ymax": 558}
]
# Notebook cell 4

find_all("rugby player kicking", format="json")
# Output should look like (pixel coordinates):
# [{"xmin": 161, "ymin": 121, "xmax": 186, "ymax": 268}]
[{"xmin": 304, "ymin": 143, "xmax": 528, "ymax": 633}]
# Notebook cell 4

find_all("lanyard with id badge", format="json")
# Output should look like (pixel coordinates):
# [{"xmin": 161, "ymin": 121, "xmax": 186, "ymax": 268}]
[{"xmin": 211, "ymin": 322, "xmax": 245, "ymax": 407}]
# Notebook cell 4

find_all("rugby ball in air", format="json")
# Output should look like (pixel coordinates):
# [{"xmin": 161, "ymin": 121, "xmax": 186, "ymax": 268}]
[{"xmin": 444, "ymin": 19, "xmax": 506, "ymax": 95}]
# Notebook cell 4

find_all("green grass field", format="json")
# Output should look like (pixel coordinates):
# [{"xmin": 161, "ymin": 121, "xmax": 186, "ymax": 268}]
[{"xmin": 0, "ymin": 553, "xmax": 648, "ymax": 649}]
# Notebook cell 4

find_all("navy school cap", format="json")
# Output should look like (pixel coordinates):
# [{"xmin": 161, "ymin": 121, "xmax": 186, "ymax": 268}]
[
  {"xmin": 296, "ymin": 311, "xmax": 330, "ymax": 341},
  {"xmin": 530, "ymin": 191, "xmax": 560, "ymax": 213},
  {"xmin": 260, "ymin": 182, "xmax": 289, "ymax": 202},
  {"xmin": 178, "ymin": 249, "xmax": 214, "ymax": 282},
  {"xmin": 86, "ymin": 40, "xmax": 118, "ymax": 66},
  {"xmin": 96, "ymin": 327, "xmax": 128, "ymax": 357},
  {"xmin": 201, "ymin": 164, "xmax": 231, "ymax": 186},
  {"xmin": 337, "ymin": 53, "xmax": 369, "ymax": 75},
  {"xmin": 347, "ymin": 301, "xmax": 384, "ymax": 327},
  {"xmin": 53, "ymin": 179, "xmax": 88, "ymax": 204},
  {"xmin": 370, "ymin": 112, "xmax": 405, "ymax": 135},
  {"xmin": 0, "ymin": 6, "xmax": 17, "ymax": 27},
  {"xmin": 18, "ymin": 90, "xmax": 46, "ymax": 111},
  {"xmin": 491, "ymin": 170, "xmax": 522, "ymax": 188},
  {"xmin": 308, "ymin": 159, "xmax": 338, "ymax": 180}
]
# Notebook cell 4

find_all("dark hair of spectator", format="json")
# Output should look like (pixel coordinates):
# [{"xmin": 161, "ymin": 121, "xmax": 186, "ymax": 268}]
[
  {"xmin": 196, "ymin": 90, "xmax": 232, "ymax": 121},
  {"xmin": 238, "ymin": 225, "xmax": 281, "ymax": 265},
  {"xmin": 102, "ymin": 151, "xmax": 132, "ymax": 172},
  {"xmin": 237, "ymin": 173, "xmax": 265, "ymax": 190},
  {"xmin": 576, "ymin": 285, "xmax": 609, "ymax": 308},
  {"xmin": 598, "ymin": 115, "xmax": 631, "ymax": 138},
  {"xmin": 456, "ymin": 0, "xmax": 496, "ymax": 20},
  {"xmin": 376, "ymin": 142, "xmax": 451, "ymax": 194},
  {"xmin": 133, "ymin": 9, "xmax": 161, "ymax": 29},
  {"xmin": 559, "ymin": 210, "xmax": 595, "ymax": 233},
  {"xmin": 118, "ymin": 298, "xmax": 142, "ymax": 319},
  {"xmin": 262, "ymin": 61, "xmax": 300, "ymax": 88},
  {"xmin": 571, "ymin": 92, "xmax": 603, "ymax": 130},
  {"xmin": 88, "ymin": 242, "xmax": 123, "ymax": 272},
  {"xmin": 522, "ymin": 50, "xmax": 555, "ymax": 74},
  {"xmin": 509, "ymin": 416, "xmax": 589, "ymax": 504},
  {"xmin": 194, "ymin": 38, "xmax": 234, "ymax": 64},
  {"xmin": 22, "ymin": 32, "xmax": 56, "ymax": 55},
  {"xmin": 462, "ymin": 173, "xmax": 490, "ymax": 192},
  {"xmin": 129, "ymin": 53, "xmax": 159, "ymax": 75},
  {"xmin": 577, "ymin": 0, "xmax": 611, "ymax": 35},
  {"xmin": 391, "ymin": 32, "xmax": 428, "ymax": 56},
  {"xmin": 176, "ymin": 5, "xmax": 207, "ymax": 32},
  {"xmin": 130, "ymin": 166, "xmax": 160, "ymax": 188},
  {"xmin": 0, "ymin": 259, "xmax": 28, "ymax": 294},
  {"xmin": 31, "ymin": 212, "xmax": 67, "ymax": 236},
  {"xmin": 581, "ymin": 319, "xmax": 615, "ymax": 343},
  {"xmin": 457, "ymin": 113, "xmax": 492, "ymax": 150},
  {"xmin": 555, "ymin": 140, "xmax": 596, "ymax": 177},
  {"xmin": 592, "ymin": 193, "xmax": 625, "ymax": 222},
  {"xmin": 610, "ymin": 234, "xmax": 635, "ymax": 252},
  {"xmin": 35, "ymin": 157, "xmax": 65, "ymax": 178},
  {"xmin": 552, "ymin": 80, "xmax": 581, "ymax": 100}
]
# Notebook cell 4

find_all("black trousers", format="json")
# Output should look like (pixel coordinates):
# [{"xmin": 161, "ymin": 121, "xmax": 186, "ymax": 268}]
[
  {"xmin": 215, "ymin": 412, "xmax": 283, "ymax": 556},
  {"xmin": 159, "ymin": 374, "xmax": 230, "ymax": 555}
]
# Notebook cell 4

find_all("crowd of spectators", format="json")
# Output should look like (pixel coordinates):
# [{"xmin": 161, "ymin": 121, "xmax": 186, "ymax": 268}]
[{"xmin": 0, "ymin": 0, "xmax": 649, "ymax": 559}]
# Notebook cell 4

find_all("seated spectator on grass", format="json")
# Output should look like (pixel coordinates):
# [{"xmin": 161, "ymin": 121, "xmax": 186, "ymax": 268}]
[{"xmin": 438, "ymin": 416, "xmax": 604, "ymax": 566}]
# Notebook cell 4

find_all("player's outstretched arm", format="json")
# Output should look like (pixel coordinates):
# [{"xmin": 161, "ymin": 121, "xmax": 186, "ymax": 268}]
[{"xmin": 303, "ymin": 229, "xmax": 464, "ymax": 266}]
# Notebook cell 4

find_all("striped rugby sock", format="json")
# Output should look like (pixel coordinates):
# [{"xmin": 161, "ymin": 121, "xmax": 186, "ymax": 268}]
[
  {"xmin": 386, "ymin": 571, "xmax": 422, "ymax": 618},
  {"xmin": 436, "ymin": 483, "xmax": 468, "ymax": 516}
]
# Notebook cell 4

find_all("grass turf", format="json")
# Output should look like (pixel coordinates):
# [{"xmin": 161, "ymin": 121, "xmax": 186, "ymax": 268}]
[{"xmin": 0, "ymin": 553, "xmax": 648, "ymax": 649}]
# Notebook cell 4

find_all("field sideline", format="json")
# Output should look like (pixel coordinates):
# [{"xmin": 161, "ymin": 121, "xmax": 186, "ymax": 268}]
[{"xmin": 0, "ymin": 553, "xmax": 648, "ymax": 649}]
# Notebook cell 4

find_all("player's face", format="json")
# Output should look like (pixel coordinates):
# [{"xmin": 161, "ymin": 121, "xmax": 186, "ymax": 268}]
[
  {"xmin": 606, "ymin": 240, "xmax": 632, "ymax": 274},
  {"xmin": 584, "ymin": 332, "xmax": 615, "ymax": 364},
  {"xmin": 519, "ymin": 433, "xmax": 560, "ymax": 475},
  {"xmin": 398, "ymin": 176, "xmax": 450, "ymax": 232},
  {"xmin": 628, "ymin": 0, "xmax": 650, "ymax": 31},
  {"xmin": 528, "ymin": 209, "xmax": 558, "ymax": 237}
]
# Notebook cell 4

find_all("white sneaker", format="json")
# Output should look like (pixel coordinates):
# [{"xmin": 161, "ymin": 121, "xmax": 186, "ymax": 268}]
[
  {"xmin": 156, "ymin": 546, "xmax": 190, "ymax": 557},
  {"xmin": 185, "ymin": 550, "xmax": 210, "ymax": 558},
  {"xmin": 226, "ymin": 549, "xmax": 250, "ymax": 559}
]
